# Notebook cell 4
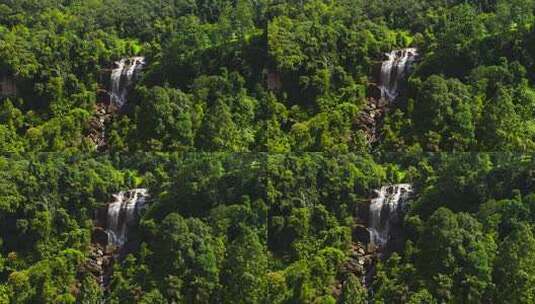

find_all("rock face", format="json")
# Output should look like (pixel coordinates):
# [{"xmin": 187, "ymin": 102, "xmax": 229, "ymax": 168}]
[
  {"xmin": 85, "ymin": 245, "xmax": 113, "ymax": 288},
  {"xmin": 87, "ymin": 102, "xmax": 112, "ymax": 151},
  {"xmin": 0, "ymin": 77, "xmax": 17, "ymax": 97},
  {"xmin": 266, "ymin": 70, "xmax": 282, "ymax": 92},
  {"xmin": 340, "ymin": 243, "xmax": 375, "ymax": 278},
  {"xmin": 358, "ymin": 96, "xmax": 388, "ymax": 144},
  {"xmin": 333, "ymin": 242, "xmax": 378, "ymax": 298},
  {"xmin": 353, "ymin": 224, "xmax": 371, "ymax": 246},
  {"xmin": 91, "ymin": 227, "xmax": 109, "ymax": 249}
]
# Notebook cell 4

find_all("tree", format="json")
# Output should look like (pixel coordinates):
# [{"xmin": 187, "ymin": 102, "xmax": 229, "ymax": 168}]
[
  {"xmin": 149, "ymin": 213, "xmax": 219, "ymax": 303},
  {"xmin": 494, "ymin": 223, "xmax": 535, "ymax": 303},
  {"xmin": 134, "ymin": 86, "xmax": 197, "ymax": 150},
  {"xmin": 372, "ymin": 253, "xmax": 415, "ymax": 304},
  {"xmin": 411, "ymin": 75, "xmax": 477, "ymax": 151},
  {"xmin": 417, "ymin": 208, "xmax": 496, "ymax": 303},
  {"xmin": 221, "ymin": 227, "xmax": 267, "ymax": 303},
  {"xmin": 340, "ymin": 274, "xmax": 367, "ymax": 304}
]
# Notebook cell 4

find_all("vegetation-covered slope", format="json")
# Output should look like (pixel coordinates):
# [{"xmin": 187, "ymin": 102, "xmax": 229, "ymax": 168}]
[
  {"xmin": 268, "ymin": 0, "xmax": 535, "ymax": 152},
  {"xmin": 0, "ymin": 0, "xmax": 267, "ymax": 152},
  {"xmin": 3, "ymin": 0, "xmax": 535, "ymax": 303},
  {"xmin": 1, "ymin": 153, "xmax": 535, "ymax": 303}
]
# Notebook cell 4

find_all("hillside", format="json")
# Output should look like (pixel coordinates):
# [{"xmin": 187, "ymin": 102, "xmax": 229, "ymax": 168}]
[{"xmin": 2, "ymin": 1, "xmax": 535, "ymax": 303}]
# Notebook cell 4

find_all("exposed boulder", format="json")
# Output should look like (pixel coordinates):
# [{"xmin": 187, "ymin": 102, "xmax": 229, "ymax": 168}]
[
  {"xmin": 0, "ymin": 76, "xmax": 17, "ymax": 97},
  {"xmin": 353, "ymin": 225, "xmax": 370, "ymax": 245},
  {"xmin": 92, "ymin": 227, "xmax": 109, "ymax": 248}
]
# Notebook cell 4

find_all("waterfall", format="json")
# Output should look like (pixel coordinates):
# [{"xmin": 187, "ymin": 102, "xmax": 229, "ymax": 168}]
[
  {"xmin": 368, "ymin": 184, "xmax": 413, "ymax": 248},
  {"xmin": 110, "ymin": 57, "xmax": 145, "ymax": 108},
  {"xmin": 378, "ymin": 48, "xmax": 418, "ymax": 103},
  {"xmin": 105, "ymin": 188, "xmax": 150, "ymax": 248}
]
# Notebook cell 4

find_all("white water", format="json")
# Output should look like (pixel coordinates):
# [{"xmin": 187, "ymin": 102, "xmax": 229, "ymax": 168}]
[
  {"xmin": 110, "ymin": 57, "xmax": 145, "ymax": 108},
  {"xmin": 368, "ymin": 184, "xmax": 413, "ymax": 248},
  {"xmin": 105, "ymin": 188, "xmax": 150, "ymax": 248},
  {"xmin": 379, "ymin": 48, "xmax": 418, "ymax": 103}
]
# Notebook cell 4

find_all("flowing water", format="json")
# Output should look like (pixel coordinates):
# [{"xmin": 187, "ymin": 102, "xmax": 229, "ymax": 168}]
[
  {"xmin": 378, "ymin": 48, "xmax": 418, "ymax": 103},
  {"xmin": 105, "ymin": 188, "xmax": 150, "ymax": 248},
  {"xmin": 110, "ymin": 57, "xmax": 145, "ymax": 108},
  {"xmin": 368, "ymin": 184, "xmax": 413, "ymax": 248}
]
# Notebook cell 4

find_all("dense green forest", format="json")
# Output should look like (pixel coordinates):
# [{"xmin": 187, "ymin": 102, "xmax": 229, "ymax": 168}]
[
  {"xmin": 3, "ymin": 0, "xmax": 535, "ymax": 303},
  {"xmin": 3, "ymin": 0, "xmax": 535, "ymax": 152},
  {"xmin": 268, "ymin": 0, "xmax": 535, "ymax": 152},
  {"xmin": 1, "ymin": 153, "xmax": 535, "ymax": 303},
  {"xmin": 0, "ymin": 0, "xmax": 267, "ymax": 152}
]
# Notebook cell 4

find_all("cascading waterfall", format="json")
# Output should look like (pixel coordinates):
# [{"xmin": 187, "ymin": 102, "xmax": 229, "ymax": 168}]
[
  {"xmin": 88, "ymin": 57, "xmax": 144, "ymax": 151},
  {"xmin": 368, "ymin": 184, "xmax": 413, "ymax": 248},
  {"xmin": 105, "ymin": 188, "xmax": 150, "ymax": 248},
  {"xmin": 359, "ymin": 48, "xmax": 417, "ymax": 144},
  {"xmin": 110, "ymin": 57, "xmax": 145, "ymax": 108},
  {"xmin": 378, "ymin": 48, "xmax": 418, "ymax": 103}
]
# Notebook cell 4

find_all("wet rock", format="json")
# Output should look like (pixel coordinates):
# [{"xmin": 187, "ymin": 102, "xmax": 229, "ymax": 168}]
[
  {"xmin": 86, "ymin": 259, "xmax": 102, "ymax": 274},
  {"xmin": 355, "ymin": 201, "xmax": 370, "ymax": 223},
  {"xmin": 105, "ymin": 244, "xmax": 117, "ymax": 255},
  {"xmin": 353, "ymin": 225, "xmax": 370, "ymax": 245},
  {"xmin": 92, "ymin": 227, "xmax": 109, "ymax": 248},
  {"xmin": 93, "ymin": 207, "xmax": 108, "ymax": 228},
  {"xmin": 367, "ymin": 83, "xmax": 382, "ymax": 100},
  {"xmin": 367, "ymin": 243, "xmax": 378, "ymax": 254}
]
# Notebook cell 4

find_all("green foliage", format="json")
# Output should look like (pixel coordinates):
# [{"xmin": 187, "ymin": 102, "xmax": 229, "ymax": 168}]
[
  {"xmin": 6, "ymin": 249, "xmax": 83, "ymax": 304},
  {"xmin": 150, "ymin": 213, "xmax": 219, "ymax": 303},
  {"xmin": 221, "ymin": 227, "xmax": 267, "ymax": 303},
  {"xmin": 417, "ymin": 209, "xmax": 496, "ymax": 303},
  {"xmin": 494, "ymin": 223, "xmax": 535, "ymax": 303},
  {"xmin": 0, "ymin": 153, "xmax": 534, "ymax": 303},
  {"xmin": 340, "ymin": 274, "xmax": 367, "ymax": 304},
  {"xmin": 0, "ymin": 0, "xmax": 266, "ymax": 152},
  {"xmin": 373, "ymin": 154, "xmax": 535, "ymax": 303},
  {"xmin": 411, "ymin": 76, "xmax": 477, "ymax": 151},
  {"xmin": 4, "ymin": 0, "xmax": 535, "ymax": 303},
  {"xmin": 2, "ymin": 0, "xmax": 535, "ymax": 152}
]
